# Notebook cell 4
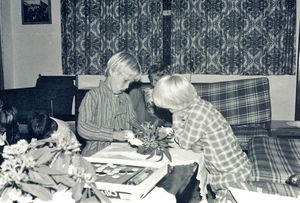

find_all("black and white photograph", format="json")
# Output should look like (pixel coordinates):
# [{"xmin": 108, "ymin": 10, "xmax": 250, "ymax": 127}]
[
  {"xmin": 0, "ymin": 1, "xmax": 300, "ymax": 202},
  {"xmin": 22, "ymin": 0, "xmax": 51, "ymax": 24}
]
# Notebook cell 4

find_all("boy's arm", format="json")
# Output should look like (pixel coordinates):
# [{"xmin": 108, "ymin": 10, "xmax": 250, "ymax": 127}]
[
  {"xmin": 77, "ymin": 91, "xmax": 114, "ymax": 141},
  {"xmin": 173, "ymin": 111, "xmax": 203, "ymax": 149},
  {"xmin": 129, "ymin": 88, "xmax": 162, "ymax": 124},
  {"xmin": 128, "ymin": 88, "xmax": 146, "ymax": 123}
]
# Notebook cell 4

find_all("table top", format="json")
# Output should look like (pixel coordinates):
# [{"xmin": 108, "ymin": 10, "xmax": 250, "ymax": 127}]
[
  {"xmin": 91, "ymin": 142, "xmax": 206, "ymax": 203},
  {"xmin": 92, "ymin": 142, "xmax": 202, "ymax": 166},
  {"xmin": 271, "ymin": 120, "xmax": 300, "ymax": 138},
  {"xmin": 271, "ymin": 120, "xmax": 300, "ymax": 129}
]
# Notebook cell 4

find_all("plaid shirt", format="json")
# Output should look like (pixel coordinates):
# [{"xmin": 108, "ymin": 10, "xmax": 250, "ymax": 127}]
[{"xmin": 173, "ymin": 97, "xmax": 252, "ymax": 188}]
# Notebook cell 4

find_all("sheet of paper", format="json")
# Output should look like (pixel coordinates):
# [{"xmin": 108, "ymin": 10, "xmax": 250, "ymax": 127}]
[{"xmin": 229, "ymin": 187, "xmax": 300, "ymax": 203}]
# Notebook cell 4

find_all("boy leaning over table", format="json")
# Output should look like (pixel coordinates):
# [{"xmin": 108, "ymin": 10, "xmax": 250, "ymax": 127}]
[
  {"xmin": 152, "ymin": 74, "xmax": 255, "ymax": 203},
  {"xmin": 77, "ymin": 52, "xmax": 141, "ymax": 157}
]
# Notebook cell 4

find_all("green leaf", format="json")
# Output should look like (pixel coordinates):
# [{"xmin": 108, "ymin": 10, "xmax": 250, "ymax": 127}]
[
  {"xmin": 129, "ymin": 120, "xmax": 150, "ymax": 136},
  {"xmin": 157, "ymin": 133, "xmax": 168, "ymax": 140},
  {"xmin": 52, "ymin": 174, "xmax": 76, "ymax": 187},
  {"xmin": 51, "ymin": 153, "xmax": 69, "ymax": 173},
  {"xmin": 146, "ymin": 151, "xmax": 155, "ymax": 159},
  {"xmin": 91, "ymin": 185, "xmax": 112, "ymax": 203},
  {"xmin": 26, "ymin": 147, "xmax": 51, "ymax": 160},
  {"xmin": 157, "ymin": 153, "xmax": 164, "ymax": 162},
  {"xmin": 28, "ymin": 170, "xmax": 57, "ymax": 187},
  {"xmin": 19, "ymin": 182, "xmax": 52, "ymax": 201},
  {"xmin": 75, "ymin": 155, "xmax": 96, "ymax": 176},
  {"xmin": 81, "ymin": 188, "xmax": 88, "ymax": 199},
  {"xmin": 162, "ymin": 148, "xmax": 172, "ymax": 162},
  {"xmin": 36, "ymin": 149, "xmax": 57, "ymax": 165},
  {"xmin": 35, "ymin": 164, "xmax": 66, "ymax": 175},
  {"xmin": 72, "ymin": 182, "xmax": 84, "ymax": 202}
]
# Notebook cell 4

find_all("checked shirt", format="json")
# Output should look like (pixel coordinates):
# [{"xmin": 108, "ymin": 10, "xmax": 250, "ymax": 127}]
[{"xmin": 173, "ymin": 97, "xmax": 252, "ymax": 189}]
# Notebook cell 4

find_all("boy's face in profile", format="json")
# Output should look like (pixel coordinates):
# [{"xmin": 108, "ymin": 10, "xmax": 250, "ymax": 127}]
[{"xmin": 110, "ymin": 71, "xmax": 135, "ymax": 94}]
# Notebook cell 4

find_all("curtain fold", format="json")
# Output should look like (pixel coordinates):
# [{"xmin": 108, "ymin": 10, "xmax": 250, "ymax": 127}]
[
  {"xmin": 61, "ymin": 0, "xmax": 296, "ymax": 75},
  {"xmin": 61, "ymin": 0, "xmax": 163, "ymax": 75},
  {"xmin": 170, "ymin": 0, "xmax": 296, "ymax": 75}
]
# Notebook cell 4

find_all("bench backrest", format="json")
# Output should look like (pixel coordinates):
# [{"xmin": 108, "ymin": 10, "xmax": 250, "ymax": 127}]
[
  {"xmin": 194, "ymin": 77, "xmax": 271, "ymax": 127},
  {"xmin": 75, "ymin": 76, "xmax": 271, "ymax": 128}
]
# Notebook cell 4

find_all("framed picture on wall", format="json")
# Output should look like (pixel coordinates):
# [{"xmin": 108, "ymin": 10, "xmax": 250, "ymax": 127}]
[{"xmin": 22, "ymin": 0, "xmax": 52, "ymax": 24}]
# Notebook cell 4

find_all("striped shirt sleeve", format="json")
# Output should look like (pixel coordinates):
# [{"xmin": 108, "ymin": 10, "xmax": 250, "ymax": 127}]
[{"xmin": 77, "ymin": 89, "xmax": 114, "ymax": 141}]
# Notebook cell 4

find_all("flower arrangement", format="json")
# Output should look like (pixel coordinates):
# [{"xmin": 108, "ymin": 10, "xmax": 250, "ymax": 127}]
[
  {"xmin": 128, "ymin": 120, "xmax": 174, "ymax": 162},
  {"xmin": 0, "ymin": 130, "xmax": 110, "ymax": 203}
]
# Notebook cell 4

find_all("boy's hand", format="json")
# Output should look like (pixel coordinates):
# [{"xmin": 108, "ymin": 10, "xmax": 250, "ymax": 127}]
[
  {"xmin": 191, "ymin": 141, "xmax": 204, "ymax": 153},
  {"xmin": 152, "ymin": 118, "xmax": 165, "ymax": 129},
  {"xmin": 113, "ymin": 130, "xmax": 133, "ymax": 141}
]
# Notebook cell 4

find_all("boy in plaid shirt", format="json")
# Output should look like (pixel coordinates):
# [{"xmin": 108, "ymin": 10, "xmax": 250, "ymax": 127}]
[{"xmin": 152, "ymin": 74, "xmax": 252, "ymax": 202}]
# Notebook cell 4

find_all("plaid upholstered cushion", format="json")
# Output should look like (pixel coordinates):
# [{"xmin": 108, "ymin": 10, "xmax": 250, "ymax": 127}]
[
  {"xmin": 231, "ymin": 125, "xmax": 269, "ymax": 150},
  {"xmin": 194, "ymin": 77, "xmax": 271, "ymax": 126},
  {"xmin": 248, "ymin": 137, "xmax": 300, "ymax": 184},
  {"xmin": 248, "ymin": 181, "xmax": 300, "ymax": 198}
]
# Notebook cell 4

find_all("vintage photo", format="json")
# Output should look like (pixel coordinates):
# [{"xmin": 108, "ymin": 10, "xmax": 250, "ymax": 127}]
[{"xmin": 22, "ymin": 0, "xmax": 51, "ymax": 24}]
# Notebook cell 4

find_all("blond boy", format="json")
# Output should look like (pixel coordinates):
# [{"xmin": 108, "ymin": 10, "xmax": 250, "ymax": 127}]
[
  {"xmin": 77, "ymin": 52, "xmax": 141, "ymax": 156},
  {"xmin": 152, "ymin": 74, "xmax": 252, "ymax": 202}
]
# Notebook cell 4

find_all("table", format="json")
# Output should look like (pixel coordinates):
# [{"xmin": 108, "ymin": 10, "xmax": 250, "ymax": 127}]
[
  {"xmin": 91, "ymin": 142, "xmax": 207, "ymax": 203},
  {"xmin": 271, "ymin": 120, "xmax": 300, "ymax": 138}
]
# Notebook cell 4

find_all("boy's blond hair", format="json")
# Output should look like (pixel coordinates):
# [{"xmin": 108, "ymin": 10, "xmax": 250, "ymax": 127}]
[
  {"xmin": 152, "ymin": 74, "xmax": 197, "ymax": 110},
  {"xmin": 105, "ymin": 52, "xmax": 141, "ymax": 81}
]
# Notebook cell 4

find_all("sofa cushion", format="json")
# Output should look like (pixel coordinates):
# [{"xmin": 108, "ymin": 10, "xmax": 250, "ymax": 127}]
[
  {"xmin": 248, "ymin": 137, "xmax": 300, "ymax": 184},
  {"xmin": 231, "ymin": 125, "xmax": 269, "ymax": 150},
  {"xmin": 193, "ymin": 77, "xmax": 271, "ymax": 127}
]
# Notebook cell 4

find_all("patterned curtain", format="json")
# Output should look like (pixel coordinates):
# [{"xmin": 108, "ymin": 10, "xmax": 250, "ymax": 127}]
[
  {"xmin": 171, "ymin": 0, "xmax": 296, "ymax": 75},
  {"xmin": 61, "ymin": 0, "xmax": 163, "ymax": 75}
]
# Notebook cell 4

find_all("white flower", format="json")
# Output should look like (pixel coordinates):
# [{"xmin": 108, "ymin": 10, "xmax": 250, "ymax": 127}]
[
  {"xmin": 164, "ymin": 127, "xmax": 174, "ymax": 135},
  {"xmin": 33, "ymin": 189, "xmax": 75, "ymax": 203},
  {"xmin": 158, "ymin": 127, "xmax": 174, "ymax": 136},
  {"xmin": 52, "ymin": 189, "xmax": 75, "ymax": 203},
  {"xmin": 6, "ymin": 188, "xmax": 33, "ymax": 203},
  {"xmin": 3, "ymin": 140, "xmax": 29, "ymax": 158},
  {"xmin": 126, "ymin": 131, "xmax": 135, "ymax": 139},
  {"xmin": 128, "ymin": 138, "xmax": 144, "ymax": 146}
]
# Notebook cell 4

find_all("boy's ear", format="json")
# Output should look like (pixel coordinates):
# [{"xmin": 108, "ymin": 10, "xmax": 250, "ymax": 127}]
[{"xmin": 108, "ymin": 68, "xmax": 118, "ymax": 77}]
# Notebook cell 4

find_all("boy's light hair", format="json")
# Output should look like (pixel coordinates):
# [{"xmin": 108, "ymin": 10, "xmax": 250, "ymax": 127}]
[
  {"xmin": 152, "ymin": 74, "xmax": 197, "ymax": 110},
  {"xmin": 105, "ymin": 52, "xmax": 141, "ymax": 81}
]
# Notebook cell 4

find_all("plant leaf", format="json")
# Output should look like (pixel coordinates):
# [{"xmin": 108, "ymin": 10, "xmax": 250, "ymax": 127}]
[
  {"xmin": 75, "ymin": 155, "xmax": 96, "ymax": 176},
  {"xmin": 129, "ymin": 120, "xmax": 150, "ymax": 136},
  {"xmin": 36, "ymin": 149, "xmax": 57, "ymax": 165},
  {"xmin": 19, "ymin": 182, "xmax": 52, "ymax": 201},
  {"xmin": 157, "ymin": 153, "xmax": 164, "ymax": 162},
  {"xmin": 28, "ymin": 170, "xmax": 57, "ymax": 187},
  {"xmin": 146, "ymin": 151, "xmax": 155, "ymax": 159},
  {"xmin": 26, "ymin": 147, "xmax": 54, "ymax": 161},
  {"xmin": 52, "ymin": 174, "xmax": 76, "ymax": 187},
  {"xmin": 162, "ymin": 148, "xmax": 172, "ymax": 162},
  {"xmin": 51, "ymin": 153, "xmax": 70, "ymax": 173},
  {"xmin": 72, "ymin": 182, "xmax": 84, "ymax": 202},
  {"xmin": 35, "ymin": 164, "xmax": 66, "ymax": 175}
]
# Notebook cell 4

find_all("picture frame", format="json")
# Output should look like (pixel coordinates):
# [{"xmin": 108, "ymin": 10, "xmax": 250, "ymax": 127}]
[{"xmin": 22, "ymin": 0, "xmax": 52, "ymax": 24}]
